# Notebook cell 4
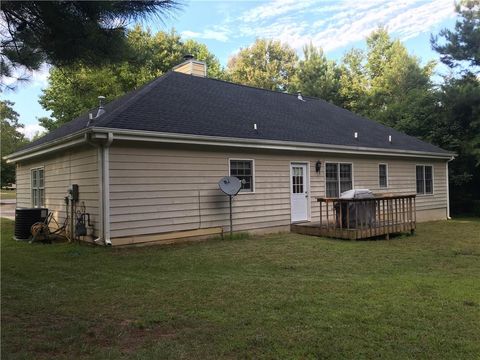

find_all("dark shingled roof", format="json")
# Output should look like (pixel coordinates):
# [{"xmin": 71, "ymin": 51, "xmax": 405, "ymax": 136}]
[{"xmin": 21, "ymin": 71, "xmax": 449, "ymax": 155}]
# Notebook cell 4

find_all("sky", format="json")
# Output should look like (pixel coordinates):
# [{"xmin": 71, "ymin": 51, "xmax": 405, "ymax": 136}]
[{"xmin": 3, "ymin": 0, "xmax": 458, "ymax": 139}]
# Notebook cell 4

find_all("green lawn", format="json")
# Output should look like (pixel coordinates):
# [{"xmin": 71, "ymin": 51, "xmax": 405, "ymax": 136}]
[
  {"xmin": 1, "ymin": 218, "xmax": 479, "ymax": 359},
  {"xmin": 0, "ymin": 190, "xmax": 16, "ymax": 200}
]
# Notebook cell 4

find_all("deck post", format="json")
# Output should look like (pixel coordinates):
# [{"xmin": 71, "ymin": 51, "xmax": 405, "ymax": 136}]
[
  {"xmin": 376, "ymin": 199, "xmax": 381, "ymax": 236},
  {"xmin": 412, "ymin": 196, "xmax": 416, "ymax": 234},
  {"xmin": 346, "ymin": 200, "xmax": 350, "ymax": 230},
  {"xmin": 326, "ymin": 200, "xmax": 330, "ymax": 231},
  {"xmin": 381, "ymin": 199, "xmax": 385, "ymax": 235},
  {"xmin": 395, "ymin": 199, "xmax": 398, "ymax": 228},
  {"xmin": 389, "ymin": 199, "xmax": 393, "ymax": 236},
  {"xmin": 368, "ymin": 199, "xmax": 375, "ymax": 237},
  {"xmin": 319, "ymin": 201, "xmax": 323, "ymax": 228},
  {"xmin": 339, "ymin": 200, "xmax": 343, "ymax": 230},
  {"xmin": 413, "ymin": 197, "xmax": 417, "ymax": 226},
  {"xmin": 354, "ymin": 203, "xmax": 358, "ymax": 240},
  {"xmin": 409, "ymin": 197, "xmax": 412, "ymax": 228}
]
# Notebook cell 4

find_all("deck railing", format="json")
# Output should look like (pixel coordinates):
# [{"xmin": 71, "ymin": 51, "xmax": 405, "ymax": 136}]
[{"xmin": 312, "ymin": 194, "xmax": 416, "ymax": 240}]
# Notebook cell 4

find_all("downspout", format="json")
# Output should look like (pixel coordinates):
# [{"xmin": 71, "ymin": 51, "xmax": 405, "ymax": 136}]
[
  {"xmin": 84, "ymin": 133, "xmax": 103, "ymax": 243},
  {"xmin": 102, "ymin": 133, "xmax": 113, "ymax": 245},
  {"xmin": 446, "ymin": 156, "xmax": 454, "ymax": 220}
]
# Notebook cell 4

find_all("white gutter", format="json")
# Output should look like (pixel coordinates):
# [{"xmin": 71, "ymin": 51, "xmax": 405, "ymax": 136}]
[
  {"xmin": 5, "ymin": 136, "xmax": 87, "ymax": 163},
  {"xmin": 93, "ymin": 127, "xmax": 456, "ymax": 160},
  {"xmin": 4, "ymin": 129, "xmax": 88, "ymax": 163},
  {"xmin": 5, "ymin": 126, "xmax": 455, "ymax": 163},
  {"xmin": 446, "ymin": 156, "xmax": 454, "ymax": 219},
  {"xmin": 101, "ymin": 133, "xmax": 113, "ymax": 246}
]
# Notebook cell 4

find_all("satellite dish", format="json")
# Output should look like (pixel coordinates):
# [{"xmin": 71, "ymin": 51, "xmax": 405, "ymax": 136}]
[
  {"xmin": 218, "ymin": 176, "xmax": 242, "ymax": 196},
  {"xmin": 218, "ymin": 176, "xmax": 242, "ymax": 238}
]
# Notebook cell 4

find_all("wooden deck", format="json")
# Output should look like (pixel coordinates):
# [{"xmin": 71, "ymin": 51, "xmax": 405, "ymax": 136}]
[{"xmin": 291, "ymin": 194, "xmax": 416, "ymax": 240}]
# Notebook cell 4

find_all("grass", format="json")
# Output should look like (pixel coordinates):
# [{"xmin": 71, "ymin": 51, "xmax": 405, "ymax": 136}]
[
  {"xmin": 0, "ymin": 190, "xmax": 16, "ymax": 200},
  {"xmin": 1, "ymin": 218, "xmax": 479, "ymax": 359}
]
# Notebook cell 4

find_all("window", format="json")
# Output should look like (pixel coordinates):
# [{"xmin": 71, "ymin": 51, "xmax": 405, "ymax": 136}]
[
  {"xmin": 326, "ymin": 163, "xmax": 352, "ymax": 197},
  {"xmin": 31, "ymin": 167, "xmax": 45, "ymax": 207},
  {"xmin": 379, "ymin": 164, "xmax": 388, "ymax": 188},
  {"xmin": 416, "ymin": 165, "xmax": 433, "ymax": 195},
  {"xmin": 230, "ymin": 160, "xmax": 254, "ymax": 192},
  {"xmin": 292, "ymin": 166, "xmax": 304, "ymax": 194},
  {"xmin": 326, "ymin": 163, "xmax": 338, "ymax": 197}
]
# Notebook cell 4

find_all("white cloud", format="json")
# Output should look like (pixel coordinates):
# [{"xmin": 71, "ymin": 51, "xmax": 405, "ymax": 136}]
[
  {"xmin": 181, "ymin": 26, "xmax": 230, "ymax": 42},
  {"xmin": 240, "ymin": 0, "xmax": 316, "ymax": 23},
  {"xmin": 232, "ymin": 0, "xmax": 456, "ymax": 53},
  {"xmin": 387, "ymin": 1, "xmax": 455, "ymax": 41},
  {"xmin": 20, "ymin": 123, "xmax": 46, "ymax": 140}
]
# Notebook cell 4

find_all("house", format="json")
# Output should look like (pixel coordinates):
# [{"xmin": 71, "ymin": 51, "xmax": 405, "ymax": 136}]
[{"xmin": 5, "ymin": 58, "xmax": 455, "ymax": 246}]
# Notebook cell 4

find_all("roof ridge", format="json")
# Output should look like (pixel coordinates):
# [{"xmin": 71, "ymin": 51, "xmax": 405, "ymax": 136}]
[
  {"xmin": 173, "ymin": 71, "xmax": 301, "ymax": 98},
  {"xmin": 95, "ymin": 72, "xmax": 173, "ymax": 127},
  {"xmin": 184, "ymin": 73, "xmax": 429, "ymax": 142}
]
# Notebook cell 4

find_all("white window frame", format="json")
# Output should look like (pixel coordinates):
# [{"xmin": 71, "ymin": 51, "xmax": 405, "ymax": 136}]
[
  {"xmin": 415, "ymin": 164, "xmax": 434, "ymax": 195},
  {"xmin": 31, "ymin": 167, "xmax": 45, "ymax": 208},
  {"xmin": 228, "ymin": 158, "xmax": 255, "ymax": 193},
  {"xmin": 324, "ymin": 161, "xmax": 354, "ymax": 198},
  {"xmin": 378, "ymin": 163, "xmax": 389, "ymax": 188}
]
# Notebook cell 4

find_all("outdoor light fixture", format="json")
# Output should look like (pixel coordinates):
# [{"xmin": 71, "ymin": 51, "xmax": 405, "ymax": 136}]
[{"xmin": 315, "ymin": 161, "xmax": 321, "ymax": 174}]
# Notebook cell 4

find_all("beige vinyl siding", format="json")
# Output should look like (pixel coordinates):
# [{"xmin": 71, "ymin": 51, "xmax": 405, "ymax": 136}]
[
  {"xmin": 173, "ymin": 61, "xmax": 206, "ymax": 77},
  {"xmin": 349, "ymin": 159, "xmax": 447, "ymax": 214},
  {"xmin": 109, "ymin": 143, "xmax": 448, "ymax": 239},
  {"xmin": 309, "ymin": 157, "xmax": 447, "ymax": 221},
  {"xmin": 16, "ymin": 145, "xmax": 100, "ymax": 234},
  {"xmin": 192, "ymin": 62, "xmax": 207, "ymax": 76}
]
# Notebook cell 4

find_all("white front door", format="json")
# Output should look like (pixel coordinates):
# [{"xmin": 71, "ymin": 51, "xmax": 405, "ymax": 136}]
[{"xmin": 290, "ymin": 163, "xmax": 309, "ymax": 222}]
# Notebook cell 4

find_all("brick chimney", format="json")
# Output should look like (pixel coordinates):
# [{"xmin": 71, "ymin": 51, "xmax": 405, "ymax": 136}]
[{"xmin": 173, "ymin": 54, "xmax": 207, "ymax": 77}]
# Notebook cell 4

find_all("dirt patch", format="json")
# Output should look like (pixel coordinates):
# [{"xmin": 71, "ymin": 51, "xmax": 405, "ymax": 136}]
[
  {"xmin": 2, "ymin": 312, "xmax": 182, "ymax": 358},
  {"xmin": 84, "ymin": 317, "xmax": 180, "ymax": 355}
]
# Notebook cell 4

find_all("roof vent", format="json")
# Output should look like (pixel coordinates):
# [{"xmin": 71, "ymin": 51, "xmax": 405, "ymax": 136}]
[
  {"xmin": 183, "ymin": 54, "xmax": 194, "ymax": 61},
  {"xmin": 95, "ymin": 96, "xmax": 106, "ymax": 118},
  {"xmin": 388, "ymin": 135, "xmax": 392, "ymax": 143},
  {"xmin": 354, "ymin": 132, "xmax": 358, "ymax": 139},
  {"xmin": 297, "ymin": 92, "xmax": 305, "ymax": 102},
  {"xmin": 86, "ymin": 113, "xmax": 94, "ymax": 127}
]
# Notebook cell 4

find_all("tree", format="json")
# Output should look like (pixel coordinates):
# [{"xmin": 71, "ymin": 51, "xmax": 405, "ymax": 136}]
[
  {"xmin": 432, "ymin": 75, "xmax": 480, "ymax": 168},
  {"xmin": 1, "ymin": 101, "xmax": 27, "ymax": 187},
  {"xmin": 339, "ymin": 29, "xmax": 436, "ymax": 135},
  {"xmin": 431, "ymin": 0, "xmax": 480, "ymax": 73},
  {"xmin": 430, "ymin": 2, "xmax": 480, "ymax": 214},
  {"xmin": 338, "ymin": 48, "xmax": 369, "ymax": 113},
  {"xmin": 39, "ymin": 27, "xmax": 224, "ymax": 130},
  {"xmin": 226, "ymin": 39, "xmax": 298, "ymax": 92},
  {"xmin": 294, "ymin": 43, "xmax": 342, "ymax": 104},
  {"xmin": 39, "ymin": 64, "xmax": 125, "ymax": 130},
  {"xmin": 431, "ymin": 75, "xmax": 480, "ymax": 213},
  {"xmin": 1, "ymin": 1, "xmax": 179, "ymax": 90}
]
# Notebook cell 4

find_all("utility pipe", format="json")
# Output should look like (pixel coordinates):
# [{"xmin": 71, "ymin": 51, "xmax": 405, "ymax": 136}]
[
  {"xmin": 102, "ymin": 133, "xmax": 113, "ymax": 245},
  {"xmin": 446, "ymin": 156, "xmax": 454, "ymax": 220},
  {"xmin": 84, "ymin": 134, "xmax": 103, "ymax": 244}
]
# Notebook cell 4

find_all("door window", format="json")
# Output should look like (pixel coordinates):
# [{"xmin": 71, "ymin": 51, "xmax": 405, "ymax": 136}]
[{"xmin": 292, "ymin": 167, "xmax": 304, "ymax": 193}]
